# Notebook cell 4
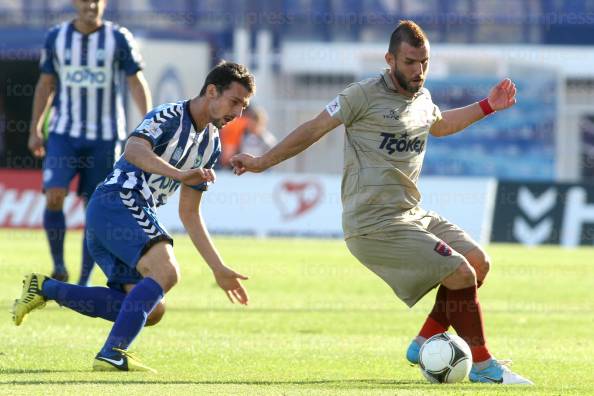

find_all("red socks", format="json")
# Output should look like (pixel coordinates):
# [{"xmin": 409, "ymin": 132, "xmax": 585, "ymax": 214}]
[
  {"xmin": 417, "ymin": 282, "xmax": 491, "ymax": 362},
  {"xmin": 419, "ymin": 285, "xmax": 449, "ymax": 339},
  {"xmin": 445, "ymin": 285, "xmax": 491, "ymax": 362},
  {"xmin": 418, "ymin": 280, "xmax": 484, "ymax": 338}
]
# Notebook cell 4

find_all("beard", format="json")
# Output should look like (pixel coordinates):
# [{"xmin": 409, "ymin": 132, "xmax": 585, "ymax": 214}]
[
  {"xmin": 393, "ymin": 68, "xmax": 422, "ymax": 94},
  {"xmin": 212, "ymin": 119, "xmax": 223, "ymax": 129}
]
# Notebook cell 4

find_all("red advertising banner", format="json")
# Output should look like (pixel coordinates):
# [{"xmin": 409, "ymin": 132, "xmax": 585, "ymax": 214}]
[{"xmin": 0, "ymin": 170, "xmax": 85, "ymax": 228}]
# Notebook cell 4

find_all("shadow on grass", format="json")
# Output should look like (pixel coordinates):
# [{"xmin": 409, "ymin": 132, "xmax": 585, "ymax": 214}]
[
  {"xmin": 0, "ymin": 368, "xmax": 86, "ymax": 374},
  {"xmin": 1, "ymin": 378, "xmax": 421, "ymax": 387}
]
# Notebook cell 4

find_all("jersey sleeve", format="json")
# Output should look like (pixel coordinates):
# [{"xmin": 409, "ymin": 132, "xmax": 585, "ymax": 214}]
[
  {"xmin": 187, "ymin": 136, "xmax": 221, "ymax": 192},
  {"xmin": 130, "ymin": 106, "xmax": 180, "ymax": 149},
  {"xmin": 39, "ymin": 27, "xmax": 60, "ymax": 75},
  {"xmin": 423, "ymin": 88, "xmax": 442, "ymax": 126},
  {"xmin": 431, "ymin": 103, "xmax": 442, "ymax": 126},
  {"xmin": 325, "ymin": 82, "xmax": 369, "ymax": 127},
  {"xmin": 114, "ymin": 26, "xmax": 144, "ymax": 76}
]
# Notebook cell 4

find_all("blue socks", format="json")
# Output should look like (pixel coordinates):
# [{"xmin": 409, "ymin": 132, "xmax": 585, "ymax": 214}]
[
  {"xmin": 41, "ymin": 278, "xmax": 126, "ymax": 322},
  {"xmin": 100, "ymin": 277, "xmax": 164, "ymax": 357},
  {"xmin": 43, "ymin": 209, "xmax": 66, "ymax": 273},
  {"xmin": 78, "ymin": 231, "xmax": 94, "ymax": 286}
]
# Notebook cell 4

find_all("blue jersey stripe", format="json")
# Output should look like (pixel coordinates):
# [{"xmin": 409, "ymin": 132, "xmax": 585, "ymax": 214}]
[
  {"xmin": 95, "ymin": 26, "xmax": 106, "ymax": 139},
  {"xmin": 204, "ymin": 137, "xmax": 221, "ymax": 168},
  {"xmin": 109, "ymin": 70, "xmax": 118, "ymax": 139},
  {"xmin": 168, "ymin": 111, "xmax": 192, "ymax": 166},
  {"xmin": 79, "ymin": 35, "xmax": 89, "ymax": 139},
  {"xmin": 63, "ymin": 23, "xmax": 75, "ymax": 134}
]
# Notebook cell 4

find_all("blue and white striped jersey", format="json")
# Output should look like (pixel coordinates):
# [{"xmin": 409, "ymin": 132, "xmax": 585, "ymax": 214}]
[
  {"xmin": 40, "ymin": 21, "xmax": 143, "ymax": 141},
  {"xmin": 100, "ymin": 101, "xmax": 221, "ymax": 208}
]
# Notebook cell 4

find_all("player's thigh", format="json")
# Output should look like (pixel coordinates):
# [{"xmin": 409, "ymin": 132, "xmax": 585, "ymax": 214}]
[
  {"xmin": 345, "ymin": 227, "xmax": 465, "ymax": 308},
  {"xmin": 424, "ymin": 211, "xmax": 490, "ymax": 280},
  {"xmin": 43, "ymin": 134, "xmax": 78, "ymax": 208},
  {"xmin": 78, "ymin": 140, "xmax": 117, "ymax": 200},
  {"xmin": 86, "ymin": 189, "xmax": 175, "ymax": 290}
]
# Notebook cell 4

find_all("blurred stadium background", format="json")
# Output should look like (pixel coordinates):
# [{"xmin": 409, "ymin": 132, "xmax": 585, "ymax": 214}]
[{"xmin": 2, "ymin": 0, "xmax": 594, "ymax": 246}]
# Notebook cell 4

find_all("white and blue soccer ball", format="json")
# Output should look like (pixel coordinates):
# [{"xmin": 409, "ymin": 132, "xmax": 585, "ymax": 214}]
[{"xmin": 419, "ymin": 333, "xmax": 472, "ymax": 383}]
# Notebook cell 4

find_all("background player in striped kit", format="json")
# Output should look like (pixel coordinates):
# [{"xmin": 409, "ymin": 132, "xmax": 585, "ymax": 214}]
[
  {"xmin": 14, "ymin": 61, "xmax": 253, "ymax": 372},
  {"xmin": 27, "ymin": 0, "xmax": 152, "ymax": 285}
]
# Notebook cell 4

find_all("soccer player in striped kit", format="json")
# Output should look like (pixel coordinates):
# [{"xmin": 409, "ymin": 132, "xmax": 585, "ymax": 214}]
[
  {"xmin": 14, "ymin": 61, "xmax": 253, "ymax": 372},
  {"xmin": 28, "ymin": 0, "xmax": 152, "ymax": 285}
]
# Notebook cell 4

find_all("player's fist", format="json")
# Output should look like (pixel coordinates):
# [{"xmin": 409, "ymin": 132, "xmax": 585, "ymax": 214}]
[
  {"xmin": 178, "ymin": 167, "xmax": 216, "ymax": 185},
  {"xmin": 487, "ymin": 78, "xmax": 517, "ymax": 111},
  {"xmin": 230, "ymin": 153, "xmax": 265, "ymax": 175},
  {"xmin": 28, "ymin": 130, "xmax": 45, "ymax": 158}
]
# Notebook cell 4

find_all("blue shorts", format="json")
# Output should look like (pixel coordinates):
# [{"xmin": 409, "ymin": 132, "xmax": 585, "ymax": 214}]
[
  {"xmin": 86, "ymin": 189, "xmax": 173, "ymax": 291},
  {"xmin": 43, "ymin": 134, "xmax": 118, "ymax": 199}
]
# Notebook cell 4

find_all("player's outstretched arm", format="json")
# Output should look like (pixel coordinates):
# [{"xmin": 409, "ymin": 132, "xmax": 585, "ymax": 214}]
[
  {"xmin": 28, "ymin": 73, "xmax": 56, "ymax": 158},
  {"xmin": 127, "ymin": 71, "xmax": 152, "ymax": 116},
  {"xmin": 124, "ymin": 136, "xmax": 215, "ymax": 185},
  {"xmin": 430, "ymin": 78, "xmax": 517, "ymax": 137},
  {"xmin": 231, "ymin": 109, "xmax": 342, "ymax": 175},
  {"xmin": 178, "ymin": 184, "xmax": 249, "ymax": 305}
]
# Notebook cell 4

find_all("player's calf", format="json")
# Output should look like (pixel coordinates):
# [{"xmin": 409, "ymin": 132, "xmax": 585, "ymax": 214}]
[{"xmin": 145, "ymin": 301, "xmax": 166, "ymax": 326}]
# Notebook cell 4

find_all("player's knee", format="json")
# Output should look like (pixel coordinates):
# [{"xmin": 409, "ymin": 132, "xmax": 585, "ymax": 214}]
[
  {"xmin": 145, "ymin": 301, "xmax": 166, "ymax": 326},
  {"xmin": 457, "ymin": 262, "xmax": 477, "ymax": 287},
  {"xmin": 153, "ymin": 262, "xmax": 180, "ymax": 292},
  {"xmin": 480, "ymin": 254, "xmax": 491, "ymax": 278},
  {"xmin": 45, "ymin": 189, "xmax": 66, "ymax": 211},
  {"xmin": 443, "ymin": 261, "xmax": 476, "ymax": 289},
  {"xmin": 465, "ymin": 248, "xmax": 491, "ymax": 281}
]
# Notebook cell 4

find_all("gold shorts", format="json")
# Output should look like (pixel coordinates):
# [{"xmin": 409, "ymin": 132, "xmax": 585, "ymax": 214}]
[{"xmin": 345, "ymin": 210, "xmax": 479, "ymax": 307}]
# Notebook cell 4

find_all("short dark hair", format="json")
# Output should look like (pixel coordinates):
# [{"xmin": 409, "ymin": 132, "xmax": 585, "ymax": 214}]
[
  {"xmin": 199, "ymin": 61, "xmax": 255, "ymax": 96},
  {"xmin": 388, "ymin": 20, "xmax": 428, "ymax": 55}
]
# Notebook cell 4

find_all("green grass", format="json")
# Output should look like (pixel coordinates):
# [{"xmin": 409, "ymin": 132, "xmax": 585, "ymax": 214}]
[{"xmin": 0, "ymin": 229, "xmax": 593, "ymax": 395}]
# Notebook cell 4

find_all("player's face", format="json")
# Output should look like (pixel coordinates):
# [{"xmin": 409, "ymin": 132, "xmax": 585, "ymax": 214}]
[
  {"xmin": 208, "ymin": 82, "xmax": 251, "ymax": 129},
  {"xmin": 387, "ymin": 42, "xmax": 430, "ymax": 95},
  {"xmin": 74, "ymin": 0, "xmax": 106, "ymax": 25}
]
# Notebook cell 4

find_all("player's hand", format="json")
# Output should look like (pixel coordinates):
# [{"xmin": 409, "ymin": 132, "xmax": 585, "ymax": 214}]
[
  {"xmin": 178, "ymin": 168, "xmax": 216, "ymax": 185},
  {"xmin": 28, "ymin": 130, "xmax": 45, "ymax": 158},
  {"xmin": 212, "ymin": 266, "xmax": 249, "ymax": 305},
  {"xmin": 487, "ymin": 78, "xmax": 517, "ymax": 111},
  {"xmin": 230, "ymin": 153, "xmax": 265, "ymax": 175}
]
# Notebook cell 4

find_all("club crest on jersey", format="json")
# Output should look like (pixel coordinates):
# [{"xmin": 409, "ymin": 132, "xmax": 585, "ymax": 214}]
[
  {"xmin": 434, "ymin": 241, "xmax": 452, "ymax": 257},
  {"xmin": 379, "ymin": 132, "xmax": 425, "ymax": 155},
  {"xmin": 193, "ymin": 154, "xmax": 203, "ymax": 167}
]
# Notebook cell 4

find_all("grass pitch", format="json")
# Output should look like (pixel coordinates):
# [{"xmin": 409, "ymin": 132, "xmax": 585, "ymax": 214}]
[{"xmin": 0, "ymin": 229, "xmax": 592, "ymax": 395}]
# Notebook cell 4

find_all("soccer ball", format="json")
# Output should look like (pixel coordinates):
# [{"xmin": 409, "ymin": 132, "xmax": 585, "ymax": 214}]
[{"xmin": 419, "ymin": 333, "xmax": 472, "ymax": 383}]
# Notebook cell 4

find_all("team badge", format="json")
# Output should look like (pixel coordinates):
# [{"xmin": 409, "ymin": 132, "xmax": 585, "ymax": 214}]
[{"xmin": 434, "ymin": 241, "xmax": 452, "ymax": 257}]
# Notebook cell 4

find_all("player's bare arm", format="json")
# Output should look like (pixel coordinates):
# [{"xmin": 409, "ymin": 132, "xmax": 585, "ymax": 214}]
[
  {"xmin": 127, "ymin": 71, "xmax": 152, "ymax": 116},
  {"xmin": 28, "ymin": 73, "xmax": 56, "ymax": 158},
  {"xmin": 231, "ymin": 109, "xmax": 342, "ymax": 174},
  {"xmin": 124, "ymin": 136, "xmax": 215, "ymax": 185},
  {"xmin": 178, "ymin": 184, "xmax": 249, "ymax": 305},
  {"xmin": 430, "ymin": 78, "xmax": 517, "ymax": 137}
]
